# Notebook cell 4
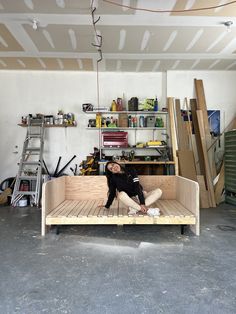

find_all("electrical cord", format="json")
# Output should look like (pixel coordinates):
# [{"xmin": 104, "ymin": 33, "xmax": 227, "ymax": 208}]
[{"xmin": 102, "ymin": 0, "xmax": 236, "ymax": 13}]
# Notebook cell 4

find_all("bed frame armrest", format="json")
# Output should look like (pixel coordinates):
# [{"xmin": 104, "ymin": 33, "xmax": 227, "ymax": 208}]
[
  {"xmin": 176, "ymin": 176, "xmax": 200, "ymax": 236},
  {"xmin": 41, "ymin": 176, "xmax": 66, "ymax": 236}
]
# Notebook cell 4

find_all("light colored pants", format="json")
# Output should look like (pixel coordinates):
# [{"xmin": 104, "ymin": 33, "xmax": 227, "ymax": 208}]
[{"xmin": 117, "ymin": 188, "xmax": 162, "ymax": 211}]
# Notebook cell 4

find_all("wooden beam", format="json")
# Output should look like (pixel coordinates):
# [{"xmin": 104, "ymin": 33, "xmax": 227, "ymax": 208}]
[
  {"xmin": 196, "ymin": 110, "xmax": 216, "ymax": 207},
  {"xmin": 190, "ymin": 98, "xmax": 206, "ymax": 177},
  {"xmin": 194, "ymin": 79, "xmax": 210, "ymax": 135},
  {"xmin": 168, "ymin": 97, "xmax": 179, "ymax": 175},
  {"xmin": 214, "ymin": 161, "xmax": 225, "ymax": 205},
  {"xmin": 175, "ymin": 99, "xmax": 189, "ymax": 150}
]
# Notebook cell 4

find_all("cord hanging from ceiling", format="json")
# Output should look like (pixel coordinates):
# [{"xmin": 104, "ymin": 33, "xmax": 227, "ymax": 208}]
[
  {"xmin": 102, "ymin": 0, "xmax": 236, "ymax": 13},
  {"xmin": 90, "ymin": 0, "xmax": 103, "ymax": 111},
  {"xmin": 90, "ymin": 0, "xmax": 103, "ymax": 155}
]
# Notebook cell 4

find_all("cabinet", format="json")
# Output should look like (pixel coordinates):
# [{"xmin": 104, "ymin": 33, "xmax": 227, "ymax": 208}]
[
  {"xmin": 225, "ymin": 130, "xmax": 236, "ymax": 205},
  {"xmin": 84, "ymin": 110, "xmax": 171, "ymax": 166}
]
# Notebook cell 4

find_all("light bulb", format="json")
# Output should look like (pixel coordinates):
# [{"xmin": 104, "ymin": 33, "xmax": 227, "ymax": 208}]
[{"xmin": 32, "ymin": 19, "xmax": 38, "ymax": 30}]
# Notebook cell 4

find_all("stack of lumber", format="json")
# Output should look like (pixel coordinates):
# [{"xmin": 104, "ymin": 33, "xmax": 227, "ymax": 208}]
[{"xmin": 168, "ymin": 79, "xmax": 236, "ymax": 208}]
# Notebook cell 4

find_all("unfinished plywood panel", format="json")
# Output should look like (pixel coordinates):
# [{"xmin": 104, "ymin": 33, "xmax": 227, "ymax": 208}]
[
  {"xmin": 175, "ymin": 176, "xmax": 200, "ymax": 236},
  {"xmin": 177, "ymin": 150, "xmax": 197, "ymax": 182},
  {"xmin": 197, "ymin": 110, "xmax": 216, "ymax": 207},
  {"xmin": 190, "ymin": 99, "xmax": 206, "ymax": 177},
  {"xmin": 194, "ymin": 79, "xmax": 210, "ymax": 135},
  {"xmin": 197, "ymin": 175, "xmax": 210, "ymax": 208},
  {"xmin": 214, "ymin": 162, "xmax": 225, "ymax": 205},
  {"xmin": 65, "ymin": 176, "xmax": 108, "ymax": 200},
  {"xmin": 194, "ymin": 80, "xmax": 217, "ymax": 178},
  {"xmin": 139, "ymin": 175, "xmax": 176, "ymax": 200},
  {"xmin": 168, "ymin": 97, "xmax": 179, "ymax": 175},
  {"xmin": 175, "ymin": 99, "xmax": 189, "ymax": 150}
]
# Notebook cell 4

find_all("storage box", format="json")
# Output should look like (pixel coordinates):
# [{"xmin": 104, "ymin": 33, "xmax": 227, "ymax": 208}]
[
  {"xmin": 146, "ymin": 116, "xmax": 155, "ymax": 127},
  {"xmin": 102, "ymin": 131, "xmax": 128, "ymax": 147},
  {"xmin": 118, "ymin": 114, "xmax": 128, "ymax": 127}
]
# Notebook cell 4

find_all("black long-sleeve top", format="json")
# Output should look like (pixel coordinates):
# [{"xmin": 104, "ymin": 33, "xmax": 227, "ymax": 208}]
[{"xmin": 105, "ymin": 168, "xmax": 145, "ymax": 208}]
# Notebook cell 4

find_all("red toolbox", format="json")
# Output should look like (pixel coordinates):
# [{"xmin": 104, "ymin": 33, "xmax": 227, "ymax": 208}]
[{"xmin": 102, "ymin": 131, "xmax": 128, "ymax": 147}]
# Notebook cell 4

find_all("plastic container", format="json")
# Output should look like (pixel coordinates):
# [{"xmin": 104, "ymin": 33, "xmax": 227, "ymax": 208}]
[
  {"xmin": 139, "ymin": 116, "xmax": 145, "ymax": 127},
  {"xmin": 111, "ymin": 100, "xmax": 117, "ymax": 111},
  {"xmin": 17, "ymin": 198, "xmax": 28, "ymax": 207},
  {"xmin": 154, "ymin": 97, "xmax": 158, "ymax": 111}
]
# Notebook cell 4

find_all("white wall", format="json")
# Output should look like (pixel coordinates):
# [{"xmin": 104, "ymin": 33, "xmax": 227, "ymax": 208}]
[
  {"xmin": 0, "ymin": 71, "xmax": 163, "ymax": 181},
  {"xmin": 167, "ymin": 71, "xmax": 236, "ymax": 129},
  {"xmin": 0, "ymin": 70, "xmax": 236, "ymax": 182}
]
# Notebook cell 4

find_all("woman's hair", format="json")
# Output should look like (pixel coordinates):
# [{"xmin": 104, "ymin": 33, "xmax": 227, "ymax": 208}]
[{"xmin": 105, "ymin": 161, "xmax": 126, "ymax": 189}]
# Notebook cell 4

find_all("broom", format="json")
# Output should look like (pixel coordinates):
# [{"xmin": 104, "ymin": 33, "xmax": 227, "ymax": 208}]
[{"xmin": 0, "ymin": 178, "xmax": 15, "ymax": 205}]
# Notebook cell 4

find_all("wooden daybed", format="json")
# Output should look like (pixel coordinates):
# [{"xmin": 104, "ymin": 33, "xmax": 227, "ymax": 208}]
[{"xmin": 41, "ymin": 175, "xmax": 200, "ymax": 236}]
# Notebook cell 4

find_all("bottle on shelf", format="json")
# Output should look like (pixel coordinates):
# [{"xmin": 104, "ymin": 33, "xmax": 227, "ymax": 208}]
[
  {"xmin": 154, "ymin": 97, "xmax": 158, "ymax": 112},
  {"xmin": 111, "ymin": 100, "xmax": 117, "ymax": 112},
  {"xmin": 96, "ymin": 113, "xmax": 102, "ymax": 128},
  {"xmin": 128, "ymin": 115, "xmax": 132, "ymax": 127},
  {"xmin": 139, "ymin": 115, "xmax": 145, "ymax": 127},
  {"xmin": 116, "ymin": 98, "xmax": 123, "ymax": 111}
]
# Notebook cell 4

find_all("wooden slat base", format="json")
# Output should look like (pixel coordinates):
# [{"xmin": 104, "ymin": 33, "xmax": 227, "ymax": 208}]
[{"xmin": 46, "ymin": 199, "xmax": 195, "ymax": 226}]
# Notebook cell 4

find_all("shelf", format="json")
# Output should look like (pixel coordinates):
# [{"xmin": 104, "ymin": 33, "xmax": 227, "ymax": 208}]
[
  {"xmin": 98, "ymin": 160, "xmax": 175, "ymax": 165},
  {"xmin": 84, "ymin": 110, "xmax": 167, "ymax": 115},
  {"xmin": 18, "ymin": 124, "xmax": 76, "ymax": 128},
  {"xmin": 101, "ymin": 146, "xmax": 167, "ymax": 150},
  {"xmin": 86, "ymin": 127, "xmax": 166, "ymax": 130}
]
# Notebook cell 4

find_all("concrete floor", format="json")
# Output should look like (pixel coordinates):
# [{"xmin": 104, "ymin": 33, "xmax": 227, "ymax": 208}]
[{"xmin": 0, "ymin": 204, "xmax": 236, "ymax": 314}]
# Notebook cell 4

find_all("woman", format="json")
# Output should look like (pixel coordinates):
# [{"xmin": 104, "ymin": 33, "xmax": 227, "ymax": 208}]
[{"xmin": 103, "ymin": 161, "xmax": 162, "ymax": 214}]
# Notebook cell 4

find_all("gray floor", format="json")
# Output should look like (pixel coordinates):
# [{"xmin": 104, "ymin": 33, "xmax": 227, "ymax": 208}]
[{"xmin": 0, "ymin": 204, "xmax": 236, "ymax": 314}]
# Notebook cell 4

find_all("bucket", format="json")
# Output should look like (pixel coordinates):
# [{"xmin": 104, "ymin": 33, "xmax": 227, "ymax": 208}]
[{"xmin": 17, "ymin": 198, "xmax": 28, "ymax": 207}]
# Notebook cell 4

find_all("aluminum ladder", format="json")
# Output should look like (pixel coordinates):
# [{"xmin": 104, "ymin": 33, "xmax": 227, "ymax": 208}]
[{"xmin": 11, "ymin": 115, "xmax": 45, "ymax": 207}]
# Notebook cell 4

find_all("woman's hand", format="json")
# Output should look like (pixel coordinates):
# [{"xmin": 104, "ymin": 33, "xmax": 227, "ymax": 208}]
[{"xmin": 139, "ymin": 205, "xmax": 148, "ymax": 213}]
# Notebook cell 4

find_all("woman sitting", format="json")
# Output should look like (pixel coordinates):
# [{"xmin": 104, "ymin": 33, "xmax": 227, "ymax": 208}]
[{"xmin": 103, "ymin": 161, "xmax": 162, "ymax": 214}]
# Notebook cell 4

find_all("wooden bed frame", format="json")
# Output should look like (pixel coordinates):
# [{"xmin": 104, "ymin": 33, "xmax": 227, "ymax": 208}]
[{"xmin": 41, "ymin": 175, "xmax": 200, "ymax": 236}]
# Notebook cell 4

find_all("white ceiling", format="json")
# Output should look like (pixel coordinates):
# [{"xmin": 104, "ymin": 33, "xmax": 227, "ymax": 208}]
[{"xmin": 0, "ymin": 0, "xmax": 236, "ymax": 71}]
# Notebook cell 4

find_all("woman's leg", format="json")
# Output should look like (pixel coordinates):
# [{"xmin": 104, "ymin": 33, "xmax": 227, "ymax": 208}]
[
  {"xmin": 144, "ymin": 188, "xmax": 162, "ymax": 207},
  {"xmin": 117, "ymin": 191, "xmax": 141, "ymax": 211}
]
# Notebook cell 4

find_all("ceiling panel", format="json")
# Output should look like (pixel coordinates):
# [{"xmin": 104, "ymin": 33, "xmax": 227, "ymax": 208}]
[
  {"xmin": 0, "ymin": 0, "xmax": 137, "ymax": 14},
  {"xmin": 0, "ymin": 1, "xmax": 236, "ymax": 71},
  {"xmin": 0, "ymin": 57, "xmax": 93, "ymax": 70},
  {"xmin": 0, "ymin": 23, "xmax": 23, "ymax": 51},
  {"xmin": 171, "ymin": 0, "xmax": 236, "ymax": 16},
  {"xmin": 23, "ymin": 24, "xmax": 95, "ymax": 52}
]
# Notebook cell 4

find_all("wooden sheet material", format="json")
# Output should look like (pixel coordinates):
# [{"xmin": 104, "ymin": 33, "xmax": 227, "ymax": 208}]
[
  {"xmin": 194, "ymin": 79, "xmax": 210, "ymax": 135},
  {"xmin": 175, "ymin": 99, "xmax": 189, "ymax": 150},
  {"xmin": 190, "ymin": 99, "xmax": 206, "ymax": 177},
  {"xmin": 167, "ymin": 97, "xmax": 179, "ymax": 175},
  {"xmin": 214, "ymin": 162, "xmax": 225, "ymax": 205},
  {"xmin": 194, "ymin": 80, "xmax": 217, "ymax": 178},
  {"xmin": 197, "ymin": 175, "xmax": 210, "ymax": 208},
  {"xmin": 46, "ymin": 199, "xmax": 195, "ymax": 226},
  {"xmin": 196, "ymin": 110, "xmax": 216, "ymax": 207},
  {"xmin": 177, "ymin": 150, "xmax": 197, "ymax": 182}
]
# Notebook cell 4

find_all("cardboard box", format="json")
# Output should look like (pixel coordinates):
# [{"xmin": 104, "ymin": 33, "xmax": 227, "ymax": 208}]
[{"xmin": 118, "ymin": 114, "xmax": 128, "ymax": 127}]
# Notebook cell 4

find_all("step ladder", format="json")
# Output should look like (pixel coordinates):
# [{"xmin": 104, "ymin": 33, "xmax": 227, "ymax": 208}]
[{"xmin": 11, "ymin": 115, "xmax": 45, "ymax": 207}]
